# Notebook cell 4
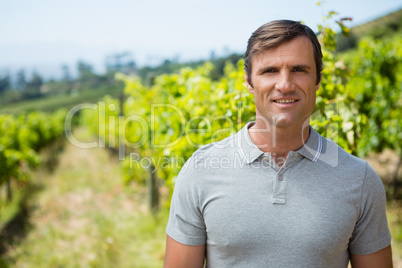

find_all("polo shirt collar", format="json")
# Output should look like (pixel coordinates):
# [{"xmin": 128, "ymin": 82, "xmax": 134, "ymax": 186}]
[
  {"xmin": 237, "ymin": 122, "xmax": 323, "ymax": 164},
  {"xmin": 297, "ymin": 127, "xmax": 323, "ymax": 162},
  {"xmin": 236, "ymin": 122, "xmax": 264, "ymax": 164}
]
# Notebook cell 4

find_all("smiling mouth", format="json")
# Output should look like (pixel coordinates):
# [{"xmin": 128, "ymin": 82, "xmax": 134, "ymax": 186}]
[{"xmin": 273, "ymin": 99, "xmax": 298, "ymax": 103}]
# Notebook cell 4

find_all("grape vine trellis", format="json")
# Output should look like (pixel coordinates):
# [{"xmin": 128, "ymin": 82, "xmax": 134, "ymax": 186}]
[
  {"xmin": 81, "ymin": 21, "xmax": 402, "ymax": 209},
  {"xmin": 0, "ymin": 110, "xmax": 66, "ymax": 202}
]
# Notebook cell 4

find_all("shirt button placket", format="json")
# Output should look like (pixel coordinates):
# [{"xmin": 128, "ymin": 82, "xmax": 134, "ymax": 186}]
[{"xmin": 272, "ymin": 173, "xmax": 286, "ymax": 204}]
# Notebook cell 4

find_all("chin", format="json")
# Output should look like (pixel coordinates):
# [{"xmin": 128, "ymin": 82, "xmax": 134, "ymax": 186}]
[
  {"xmin": 271, "ymin": 122, "xmax": 297, "ymax": 129},
  {"xmin": 269, "ymin": 118, "xmax": 306, "ymax": 130}
]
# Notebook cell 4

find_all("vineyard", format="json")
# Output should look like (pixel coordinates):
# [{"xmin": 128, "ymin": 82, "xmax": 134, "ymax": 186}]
[
  {"xmin": 0, "ymin": 110, "xmax": 66, "ymax": 202},
  {"xmin": 0, "ymin": 17, "xmax": 402, "ymax": 267},
  {"xmin": 79, "ymin": 29, "xmax": 402, "ymax": 204}
]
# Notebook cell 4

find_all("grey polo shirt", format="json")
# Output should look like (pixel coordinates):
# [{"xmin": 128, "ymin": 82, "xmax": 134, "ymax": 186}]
[{"xmin": 166, "ymin": 122, "xmax": 391, "ymax": 268}]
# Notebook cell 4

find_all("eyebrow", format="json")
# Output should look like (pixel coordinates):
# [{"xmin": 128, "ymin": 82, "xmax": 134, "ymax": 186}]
[
  {"xmin": 258, "ymin": 64, "xmax": 312, "ymax": 73},
  {"xmin": 292, "ymin": 64, "xmax": 312, "ymax": 70}
]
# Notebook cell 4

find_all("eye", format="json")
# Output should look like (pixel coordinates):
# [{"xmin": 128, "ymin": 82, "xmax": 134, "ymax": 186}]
[
  {"xmin": 263, "ymin": 68, "xmax": 277, "ymax": 73},
  {"xmin": 292, "ymin": 67, "xmax": 305, "ymax": 72},
  {"xmin": 292, "ymin": 66, "xmax": 310, "ymax": 73}
]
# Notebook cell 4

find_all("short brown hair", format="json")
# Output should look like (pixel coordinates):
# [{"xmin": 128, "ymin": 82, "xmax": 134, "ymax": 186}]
[{"xmin": 244, "ymin": 20, "xmax": 322, "ymax": 86}]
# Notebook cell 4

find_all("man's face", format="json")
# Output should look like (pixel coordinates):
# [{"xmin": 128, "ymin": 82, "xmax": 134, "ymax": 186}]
[{"xmin": 245, "ymin": 36, "xmax": 320, "ymax": 130}]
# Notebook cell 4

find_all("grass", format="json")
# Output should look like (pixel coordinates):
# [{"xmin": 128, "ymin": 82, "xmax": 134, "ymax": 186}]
[
  {"xmin": 0, "ymin": 86, "xmax": 122, "ymax": 114},
  {"xmin": 0, "ymin": 128, "xmax": 168, "ymax": 267},
  {"xmin": 387, "ymin": 201, "xmax": 402, "ymax": 260},
  {"xmin": 0, "ymin": 185, "xmax": 25, "ymax": 232}
]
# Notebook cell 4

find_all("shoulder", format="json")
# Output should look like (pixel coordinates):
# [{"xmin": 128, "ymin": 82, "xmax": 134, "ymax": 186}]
[
  {"xmin": 320, "ymin": 136, "xmax": 383, "ymax": 186},
  {"xmin": 186, "ymin": 133, "xmax": 237, "ymax": 164},
  {"xmin": 320, "ymin": 137, "xmax": 366, "ymax": 170},
  {"xmin": 176, "ymin": 133, "xmax": 237, "ymax": 183}
]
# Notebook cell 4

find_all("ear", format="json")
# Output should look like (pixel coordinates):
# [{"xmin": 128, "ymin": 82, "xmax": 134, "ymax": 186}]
[
  {"xmin": 315, "ymin": 74, "xmax": 321, "ymax": 92},
  {"xmin": 245, "ymin": 73, "xmax": 254, "ymax": 94}
]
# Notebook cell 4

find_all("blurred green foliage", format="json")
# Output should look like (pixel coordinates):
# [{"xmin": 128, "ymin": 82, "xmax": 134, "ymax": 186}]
[
  {"xmin": 81, "ymin": 14, "xmax": 402, "ymax": 203},
  {"xmin": 0, "ymin": 110, "xmax": 66, "ymax": 199}
]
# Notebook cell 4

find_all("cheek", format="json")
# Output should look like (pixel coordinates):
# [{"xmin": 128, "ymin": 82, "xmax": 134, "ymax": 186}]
[
  {"xmin": 301, "ymin": 84, "xmax": 318, "ymax": 99},
  {"xmin": 259, "ymin": 79, "xmax": 275, "ymax": 89},
  {"xmin": 255, "ymin": 90, "xmax": 269, "ymax": 104},
  {"xmin": 255, "ymin": 82, "xmax": 273, "ymax": 97}
]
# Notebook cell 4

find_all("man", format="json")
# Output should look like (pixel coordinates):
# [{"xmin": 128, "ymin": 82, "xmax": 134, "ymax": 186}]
[{"xmin": 164, "ymin": 20, "xmax": 393, "ymax": 267}]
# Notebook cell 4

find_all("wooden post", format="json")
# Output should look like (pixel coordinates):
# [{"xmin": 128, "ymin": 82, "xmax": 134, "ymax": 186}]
[
  {"xmin": 119, "ymin": 91, "xmax": 125, "ymax": 117},
  {"xmin": 147, "ymin": 77, "xmax": 159, "ymax": 212},
  {"xmin": 148, "ymin": 164, "xmax": 159, "ymax": 213},
  {"xmin": 118, "ymin": 89, "xmax": 126, "ymax": 160},
  {"xmin": 147, "ymin": 139, "xmax": 159, "ymax": 212}
]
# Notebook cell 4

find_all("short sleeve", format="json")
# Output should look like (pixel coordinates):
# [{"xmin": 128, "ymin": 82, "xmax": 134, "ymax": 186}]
[
  {"xmin": 166, "ymin": 156, "xmax": 207, "ymax": 246},
  {"xmin": 348, "ymin": 161, "xmax": 392, "ymax": 255}
]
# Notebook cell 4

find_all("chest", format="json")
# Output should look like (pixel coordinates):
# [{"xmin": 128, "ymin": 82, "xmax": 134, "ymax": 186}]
[{"xmin": 201, "ymin": 166, "xmax": 360, "ymax": 261}]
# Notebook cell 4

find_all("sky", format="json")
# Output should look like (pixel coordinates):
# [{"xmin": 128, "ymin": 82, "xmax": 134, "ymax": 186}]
[{"xmin": 0, "ymin": 0, "xmax": 401, "ymax": 79}]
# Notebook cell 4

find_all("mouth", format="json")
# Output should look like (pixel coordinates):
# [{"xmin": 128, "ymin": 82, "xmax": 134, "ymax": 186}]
[{"xmin": 273, "ymin": 99, "xmax": 298, "ymax": 104}]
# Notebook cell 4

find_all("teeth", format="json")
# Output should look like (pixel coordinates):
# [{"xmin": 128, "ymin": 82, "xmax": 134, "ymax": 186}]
[{"xmin": 275, "ymin": 99, "xmax": 296, "ymax": 103}]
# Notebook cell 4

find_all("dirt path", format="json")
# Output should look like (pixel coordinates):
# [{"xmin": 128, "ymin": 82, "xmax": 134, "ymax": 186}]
[{"xmin": 2, "ymin": 128, "xmax": 167, "ymax": 267}]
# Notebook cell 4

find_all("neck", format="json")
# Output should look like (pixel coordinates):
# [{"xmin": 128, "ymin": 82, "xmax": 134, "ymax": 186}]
[{"xmin": 248, "ymin": 119, "xmax": 310, "ymax": 165}]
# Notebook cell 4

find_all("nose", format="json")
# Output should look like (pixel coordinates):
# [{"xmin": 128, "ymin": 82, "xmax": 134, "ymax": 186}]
[{"xmin": 275, "ymin": 71, "xmax": 293, "ymax": 93}]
